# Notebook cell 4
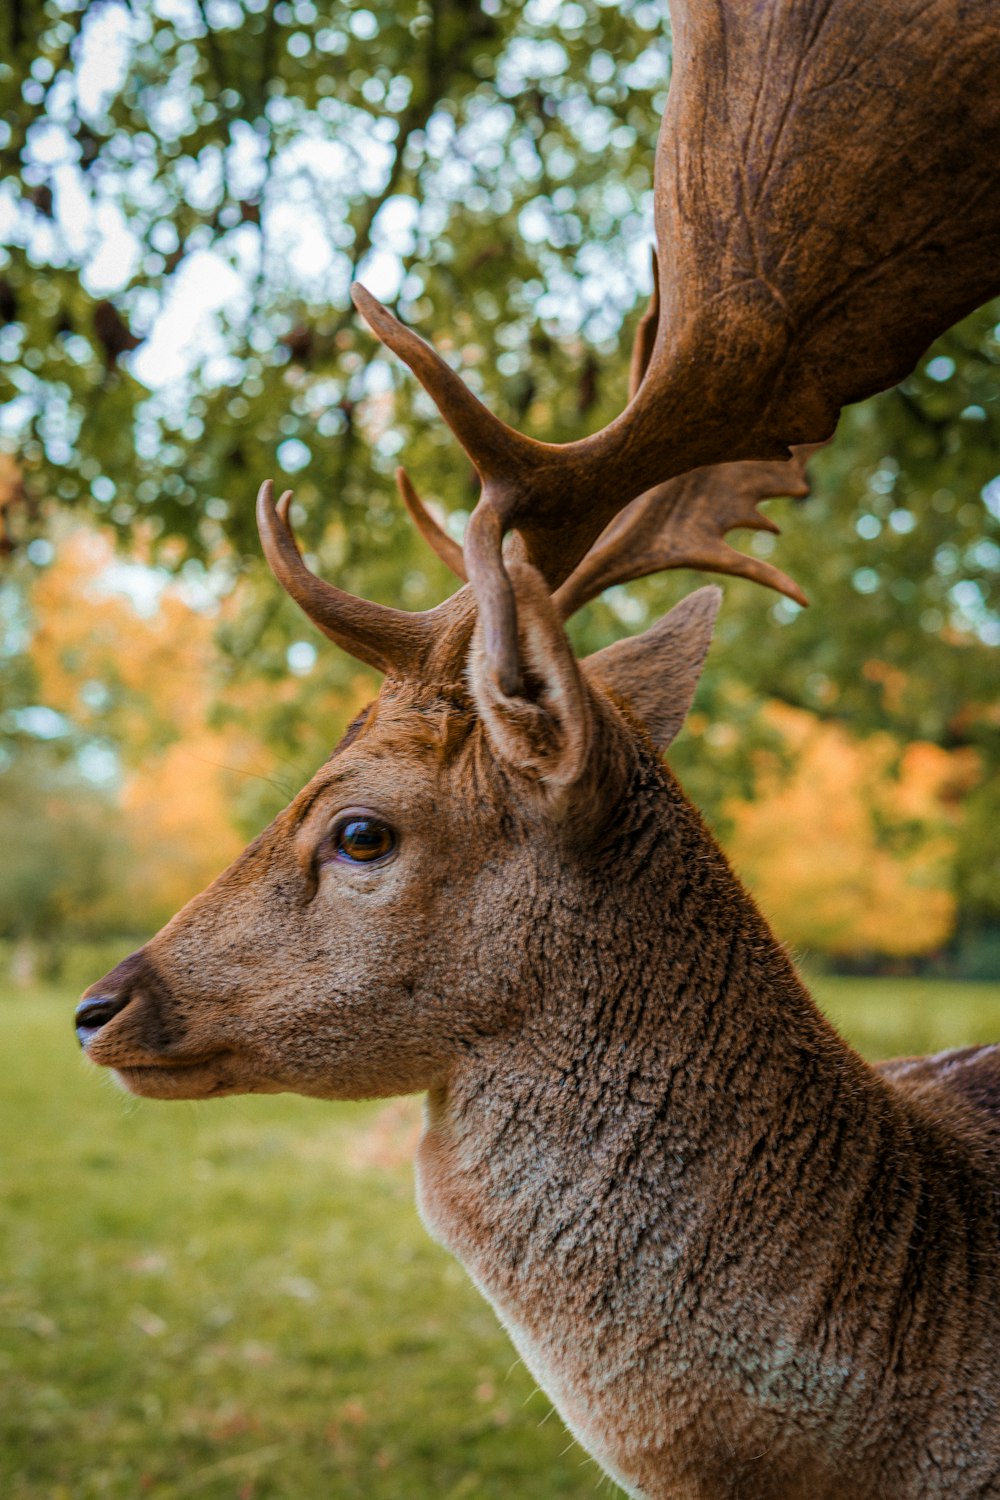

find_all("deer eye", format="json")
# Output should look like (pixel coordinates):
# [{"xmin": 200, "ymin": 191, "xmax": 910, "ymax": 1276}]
[{"xmin": 326, "ymin": 813, "xmax": 396, "ymax": 866}]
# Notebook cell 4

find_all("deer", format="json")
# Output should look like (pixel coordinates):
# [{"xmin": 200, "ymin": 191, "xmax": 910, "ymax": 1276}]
[{"xmin": 74, "ymin": 0, "xmax": 1000, "ymax": 1496}]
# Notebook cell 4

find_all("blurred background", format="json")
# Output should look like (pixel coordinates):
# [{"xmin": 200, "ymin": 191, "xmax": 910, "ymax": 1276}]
[{"xmin": 1, "ymin": 1, "xmax": 998, "ymax": 1497}]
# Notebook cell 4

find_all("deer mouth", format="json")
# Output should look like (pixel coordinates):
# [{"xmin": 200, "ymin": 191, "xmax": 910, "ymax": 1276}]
[{"xmin": 112, "ymin": 1052, "xmax": 237, "ymax": 1100}]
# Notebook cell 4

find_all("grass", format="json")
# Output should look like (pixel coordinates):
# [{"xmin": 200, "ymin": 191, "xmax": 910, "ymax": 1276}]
[
  {"xmin": 808, "ymin": 974, "xmax": 1000, "ymax": 1060},
  {"xmin": 3, "ymin": 974, "xmax": 999, "ymax": 1500}
]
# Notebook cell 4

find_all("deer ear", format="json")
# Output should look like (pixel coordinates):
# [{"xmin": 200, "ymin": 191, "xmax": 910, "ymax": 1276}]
[
  {"xmin": 468, "ymin": 562, "xmax": 591, "ymax": 789},
  {"xmin": 584, "ymin": 586, "xmax": 721, "ymax": 752}
]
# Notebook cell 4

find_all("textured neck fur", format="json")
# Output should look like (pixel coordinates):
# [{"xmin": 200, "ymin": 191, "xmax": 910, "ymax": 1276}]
[{"xmin": 415, "ymin": 749, "xmax": 998, "ymax": 1499}]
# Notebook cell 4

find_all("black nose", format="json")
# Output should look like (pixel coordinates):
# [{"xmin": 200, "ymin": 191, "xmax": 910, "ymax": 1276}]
[{"xmin": 75, "ymin": 993, "xmax": 131, "ymax": 1048}]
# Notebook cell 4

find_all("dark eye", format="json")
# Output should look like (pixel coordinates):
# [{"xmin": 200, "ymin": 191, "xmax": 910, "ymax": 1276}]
[{"xmin": 328, "ymin": 814, "xmax": 396, "ymax": 865}]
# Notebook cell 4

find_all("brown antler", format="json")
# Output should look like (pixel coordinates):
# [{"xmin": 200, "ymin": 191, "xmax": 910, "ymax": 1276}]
[
  {"xmin": 554, "ymin": 449, "xmax": 816, "ymax": 619},
  {"xmin": 388, "ymin": 263, "xmax": 663, "ymax": 591},
  {"xmin": 257, "ymin": 481, "xmax": 476, "ymax": 679},
  {"xmin": 395, "ymin": 468, "xmax": 467, "ymax": 583},
  {"xmin": 553, "ymin": 269, "xmax": 816, "ymax": 617},
  {"xmin": 355, "ymin": 0, "xmax": 1000, "ymax": 691},
  {"xmin": 628, "ymin": 250, "xmax": 660, "ymax": 405},
  {"xmin": 393, "ymin": 287, "xmax": 815, "ymax": 616}
]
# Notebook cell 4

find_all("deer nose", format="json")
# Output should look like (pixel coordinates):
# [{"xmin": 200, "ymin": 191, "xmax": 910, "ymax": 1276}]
[{"xmin": 75, "ymin": 993, "xmax": 131, "ymax": 1048}]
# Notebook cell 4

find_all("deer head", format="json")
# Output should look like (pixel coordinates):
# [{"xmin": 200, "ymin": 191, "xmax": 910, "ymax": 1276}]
[
  {"xmin": 75, "ymin": 256, "xmax": 821, "ymax": 1100},
  {"xmin": 72, "ymin": 466, "xmax": 761, "ymax": 1101}
]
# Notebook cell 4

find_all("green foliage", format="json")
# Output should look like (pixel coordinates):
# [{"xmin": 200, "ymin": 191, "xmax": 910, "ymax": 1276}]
[
  {"xmin": 0, "ymin": 0, "xmax": 664, "ymax": 557},
  {"xmin": 747, "ymin": 303, "xmax": 1000, "ymax": 747},
  {"xmin": 0, "ymin": 746, "xmax": 124, "ymax": 947},
  {"xmin": 0, "ymin": 568, "xmax": 126, "ymax": 949},
  {"xmin": 4, "ymin": 975, "xmax": 1000, "ymax": 1497}
]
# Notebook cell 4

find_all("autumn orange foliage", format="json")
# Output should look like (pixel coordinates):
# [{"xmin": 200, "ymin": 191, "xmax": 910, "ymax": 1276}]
[
  {"xmin": 30, "ymin": 529, "xmax": 259, "ymax": 927},
  {"xmin": 724, "ymin": 704, "xmax": 968, "ymax": 958}
]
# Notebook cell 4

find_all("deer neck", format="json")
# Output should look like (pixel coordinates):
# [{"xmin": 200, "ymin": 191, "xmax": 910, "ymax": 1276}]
[{"xmin": 414, "ymin": 760, "xmax": 929, "ymax": 1497}]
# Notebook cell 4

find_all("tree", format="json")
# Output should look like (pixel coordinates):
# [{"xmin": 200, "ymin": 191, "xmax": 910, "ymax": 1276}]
[
  {"xmin": 0, "ymin": 745, "xmax": 124, "ymax": 976},
  {"xmin": 724, "ymin": 705, "xmax": 967, "ymax": 963},
  {"xmin": 0, "ymin": 524, "xmax": 298, "ymax": 959}
]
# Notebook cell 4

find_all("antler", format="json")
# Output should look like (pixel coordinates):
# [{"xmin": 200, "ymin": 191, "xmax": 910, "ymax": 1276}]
[
  {"xmin": 395, "ymin": 284, "xmax": 816, "ymax": 618},
  {"xmin": 554, "ymin": 449, "xmax": 816, "ymax": 619},
  {"xmin": 354, "ymin": 0, "xmax": 1000, "ymax": 691},
  {"xmin": 628, "ymin": 249, "xmax": 660, "ymax": 406},
  {"xmin": 554, "ymin": 269, "xmax": 817, "ymax": 617},
  {"xmin": 396, "ymin": 447, "xmax": 815, "ymax": 621},
  {"xmin": 256, "ymin": 481, "xmax": 474, "ymax": 679},
  {"xmin": 395, "ymin": 467, "xmax": 467, "ymax": 583}
]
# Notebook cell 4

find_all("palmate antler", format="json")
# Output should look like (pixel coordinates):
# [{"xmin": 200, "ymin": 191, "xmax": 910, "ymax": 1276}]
[
  {"xmin": 260, "ymin": 0, "xmax": 1000, "ymax": 691},
  {"xmin": 398, "ymin": 444, "xmax": 816, "ymax": 616},
  {"xmin": 395, "ymin": 274, "xmax": 819, "ymax": 617},
  {"xmin": 553, "ymin": 449, "xmax": 817, "ymax": 618},
  {"xmin": 347, "ymin": 0, "xmax": 1000, "ymax": 689}
]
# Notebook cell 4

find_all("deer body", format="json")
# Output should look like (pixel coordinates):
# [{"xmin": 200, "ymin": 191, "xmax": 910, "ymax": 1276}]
[
  {"xmin": 75, "ymin": 578, "xmax": 1000, "ymax": 1496},
  {"xmin": 414, "ymin": 741, "xmax": 1000, "ymax": 1500}
]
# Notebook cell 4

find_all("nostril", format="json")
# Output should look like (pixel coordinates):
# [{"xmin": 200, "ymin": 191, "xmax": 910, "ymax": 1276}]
[{"xmin": 75, "ymin": 993, "xmax": 130, "ymax": 1048}]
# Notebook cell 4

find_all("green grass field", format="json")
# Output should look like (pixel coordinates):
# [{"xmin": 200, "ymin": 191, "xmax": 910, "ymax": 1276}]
[{"xmin": 3, "ymin": 975, "xmax": 999, "ymax": 1500}]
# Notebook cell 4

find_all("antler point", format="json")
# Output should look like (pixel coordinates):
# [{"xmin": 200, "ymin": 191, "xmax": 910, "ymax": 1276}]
[{"xmin": 351, "ymin": 282, "xmax": 387, "ymax": 326}]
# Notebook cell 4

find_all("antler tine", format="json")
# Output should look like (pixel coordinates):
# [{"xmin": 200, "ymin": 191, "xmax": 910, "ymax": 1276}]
[
  {"xmin": 353, "ymin": 284, "xmax": 571, "ymax": 693},
  {"xmin": 395, "ymin": 467, "xmax": 467, "ymax": 582},
  {"xmin": 256, "ymin": 480, "xmax": 438, "ymax": 677},
  {"xmin": 352, "ymin": 285, "xmax": 544, "ymax": 491},
  {"xmin": 554, "ymin": 448, "xmax": 820, "ymax": 620},
  {"xmin": 349, "ymin": 273, "xmax": 815, "ymax": 692},
  {"xmin": 353, "ymin": 281, "xmax": 670, "ymax": 692}
]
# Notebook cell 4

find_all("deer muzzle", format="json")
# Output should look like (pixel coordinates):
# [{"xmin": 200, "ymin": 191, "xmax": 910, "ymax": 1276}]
[
  {"xmin": 74, "ymin": 948, "xmax": 210, "ymax": 1075},
  {"xmin": 74, "ymin": 949, "xmax": 255, "ymax": 1099}
]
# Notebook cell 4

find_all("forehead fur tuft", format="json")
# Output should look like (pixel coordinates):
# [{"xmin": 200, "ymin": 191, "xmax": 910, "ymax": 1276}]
[{"xmin": 350, "ymin": 680, "xmax": 477, "ymax": 768}]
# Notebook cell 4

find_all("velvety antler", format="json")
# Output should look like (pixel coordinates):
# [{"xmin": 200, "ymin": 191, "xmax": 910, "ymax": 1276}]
[{"xmin": 354, "ymin": 0, "xmax": 1000, "ymax": 691}]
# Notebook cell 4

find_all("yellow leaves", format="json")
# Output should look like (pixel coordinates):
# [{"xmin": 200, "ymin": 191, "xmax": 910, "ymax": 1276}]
[
  {"xmin": 861, "ymin": 658, "xmax": 908, "ymax": 714},
  {"xmin": 0, "ymin": 452, "xmax": 25, "ymax": 555},
  {"xmin": 118, "ymin": 731, "xmax": 251, "ymax": 926},
  {"xmin": 24, "ymin": 523, "xmax": 271, "ymax": 930},
  {"xmin": 30, "ymin": 528, "xmax": 218, "ymax": 755},
  {"xmin": 725, "ymin": 703, "xmax": 961, "ymax": 957}
]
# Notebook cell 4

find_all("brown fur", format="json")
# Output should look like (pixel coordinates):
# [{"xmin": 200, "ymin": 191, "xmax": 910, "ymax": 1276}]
[{"xmin": 79, "ymin": 580, "xmax": 1000, "ymax": 1499}]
